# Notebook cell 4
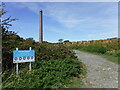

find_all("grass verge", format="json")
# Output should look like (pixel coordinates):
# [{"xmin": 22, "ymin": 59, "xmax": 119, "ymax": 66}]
[{"xmin": 75, "ymin": 49, "xmax": 119, "ymax": 64}]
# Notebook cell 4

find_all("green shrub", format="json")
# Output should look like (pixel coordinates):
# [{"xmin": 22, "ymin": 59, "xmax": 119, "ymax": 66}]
[
  {"xmin": 34, "ymin": 43, "xmax": 77, "ymax": 61},
  {"xmin": 2, "ymin": 58, "xmax": 86, "ymax": 88},
  {"xmin": 106, "ymin": 50, "xmax": 120, "ymax": 57},
  {"xmin": 97, "ymin": 46, "xmax": 107, "ymax": 54}
]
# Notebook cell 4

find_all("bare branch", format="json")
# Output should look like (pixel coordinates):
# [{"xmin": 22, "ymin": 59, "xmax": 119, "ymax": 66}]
[{"xmin": 0, "ymin": 2, "xmax": 17, "ymax": 28}]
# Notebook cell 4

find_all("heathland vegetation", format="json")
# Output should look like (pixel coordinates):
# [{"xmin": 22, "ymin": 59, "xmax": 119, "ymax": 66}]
[
  {"xmin": 2, "ymin": 28, "xmax": 86, "ymax": 88},
  {"xmin": 3, "ymin": 26, "xmax": 88, "ymax": 89},
  {"xmin": 65, "ymin": 38, "xmax": 119, "ymax": 64}
]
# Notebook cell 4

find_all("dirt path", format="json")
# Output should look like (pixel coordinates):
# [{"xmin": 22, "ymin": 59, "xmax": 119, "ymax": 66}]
[{"xmin": 73, "ymin": 50, "xmax": 118, "ymax": 88}]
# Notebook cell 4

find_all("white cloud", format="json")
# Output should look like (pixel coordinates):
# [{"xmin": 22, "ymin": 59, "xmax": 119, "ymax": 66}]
[
  {"xmin": 10, "ymin": 2, "xmax": 117, "ymax": 29},
  {"xmin": 21, "ymin": 3, "xmax": 41, "ymax": 14},
  {"xmin": 11, "ymin": 3, "xmax": 89, "ymax": 28},
  {"xmin": 44, "ymin": 25, "xmax": 68, "ymax": 35},
  {"xmin": 87, "ymin": 31, "xmax": 118, "ymax": 40},
  {"xmin": 44, "ymin": 4, "xmax": 92, "ymax": 28}
]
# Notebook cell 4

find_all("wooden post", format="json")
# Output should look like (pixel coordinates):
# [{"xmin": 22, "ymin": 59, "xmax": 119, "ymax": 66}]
[
  {"xmin": 16, "ymin": 48, "xmax": 18, "ymax": 76},
  {"xmin": 29, "ymin": 47, "xmax": 31, "ymax": 71}
]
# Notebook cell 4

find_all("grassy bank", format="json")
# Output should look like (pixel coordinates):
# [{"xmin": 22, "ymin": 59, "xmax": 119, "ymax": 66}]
[
  {"xmin": 82, "ymin": 50, "xmax": 118, "ymax": 64},
  {"xmin": 67, "ymin": 45, "xmax": 119, "ymax": 64}
]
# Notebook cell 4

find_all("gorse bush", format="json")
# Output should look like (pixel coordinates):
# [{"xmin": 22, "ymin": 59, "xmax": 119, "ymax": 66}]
[
  {"xmin": 35, "ymin": 43, "xmax": 76, "ymax": 60},
  {"xmin": 31, "ymin": 43, "xmax": 78, "ymax": 70},
  {"xmin": 3, "ymin": 59, "xmax": 86, "ymax": 88},
  {"xmin": 106, "ymin": 50, "xmax": 120, "ymax": 57},
  {"xmin": 97, "ymin": 46, "xmax": 107, "ymax": 54}
]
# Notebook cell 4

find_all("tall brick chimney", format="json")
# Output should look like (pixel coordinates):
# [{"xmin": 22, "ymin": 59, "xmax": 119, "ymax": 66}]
[{"xmin": 39, "ymin": 10, "xmax": 43, "ymax": 43}]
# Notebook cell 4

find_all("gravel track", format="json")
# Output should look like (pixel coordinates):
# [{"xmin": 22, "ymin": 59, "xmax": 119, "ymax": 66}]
[{"xmin": 73, "ymin": 50, "xmax": 118, "ymax": 88}]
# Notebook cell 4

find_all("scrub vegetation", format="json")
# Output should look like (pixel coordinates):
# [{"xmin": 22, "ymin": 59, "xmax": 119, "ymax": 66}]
[{"xmin": 2, "ymin": 28, "xmax": 86, "ymax": 88}]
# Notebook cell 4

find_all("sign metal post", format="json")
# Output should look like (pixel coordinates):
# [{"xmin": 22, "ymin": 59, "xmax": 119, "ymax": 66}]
[
  {"xmin": 29, "ymin": 47, "xmax": 32, "ymax": 71},
  {"xmin": 16, "ymin": 48, "xmax": 19, "ymax": 76}
]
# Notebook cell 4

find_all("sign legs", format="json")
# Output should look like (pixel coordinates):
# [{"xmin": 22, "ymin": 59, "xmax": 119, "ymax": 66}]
[
  {"xmin": 29, "ymin": 47, "xmax": 32, "ymax": 71},
  {"xmin": 16, "ymin": 48, "xmax": 19, "ymax": 76},
  {"xmin": 29, "ymin": 62, "xmax": 31, "ymax": 71},
  {"xmin": 16, "ymin": 63, "xmax": 18, "ymax": 76}
]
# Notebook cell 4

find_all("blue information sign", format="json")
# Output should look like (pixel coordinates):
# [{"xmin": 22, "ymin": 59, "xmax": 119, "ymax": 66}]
[{"xmin": 13, "ymin": 50, "xmax": 35, "ymax": 63}]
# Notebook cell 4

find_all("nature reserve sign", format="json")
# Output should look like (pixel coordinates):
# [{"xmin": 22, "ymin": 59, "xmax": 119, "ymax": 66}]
[
  {"xmin": 13, "ymin": 47, "xmax": 35, "ymax": 75},
  {"xmin": 13, "ymin": 50, "xmax": 35, "ymax": 63}
]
